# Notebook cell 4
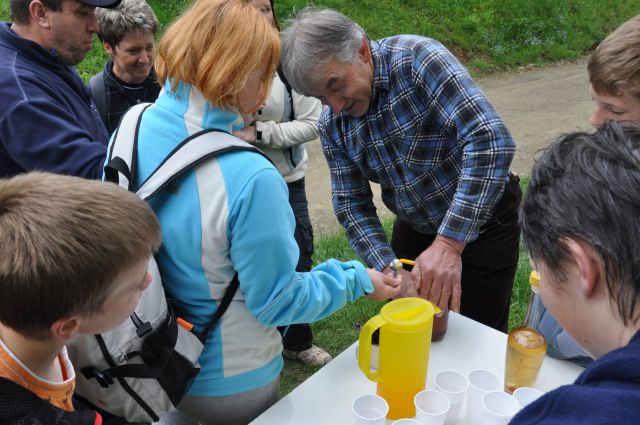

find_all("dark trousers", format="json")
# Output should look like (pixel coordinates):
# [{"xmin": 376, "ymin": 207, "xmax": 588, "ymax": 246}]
[
  {"xmin": 390, "ymin": 174, "xmax": 522, "ymax": 332},
  {"xmin": 278, "ymin": 178, "xmax": 315, "ymax": 351}
]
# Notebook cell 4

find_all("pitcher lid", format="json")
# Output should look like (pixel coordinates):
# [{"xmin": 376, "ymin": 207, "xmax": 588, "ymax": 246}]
[{"xmin": 380, "ymin": 297, "xmax": 439, "ymax": 330}]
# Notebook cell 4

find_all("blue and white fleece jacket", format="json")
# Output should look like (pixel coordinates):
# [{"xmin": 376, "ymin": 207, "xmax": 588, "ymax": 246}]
[{"xmin": 118, "ymin": 81, "xmax": 373, "ymax": 397}]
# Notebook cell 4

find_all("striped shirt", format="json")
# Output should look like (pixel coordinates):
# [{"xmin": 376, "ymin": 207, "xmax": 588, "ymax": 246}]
[{"xmin": 319, "ymin": 35, "xmax": 515, "ymax": 271}]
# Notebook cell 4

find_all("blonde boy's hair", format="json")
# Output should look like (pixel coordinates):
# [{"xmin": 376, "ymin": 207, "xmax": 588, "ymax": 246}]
[
  {"xmin": 155, "ymin": 0, "xmax": 281, "ymax": 112},
  {"xmin": 0, "ymin": 172, "xmax": 161, "ymax": 339},
  {"xmin": 588, "ymin": 14, "xmax": 640, "ymax": 100}
]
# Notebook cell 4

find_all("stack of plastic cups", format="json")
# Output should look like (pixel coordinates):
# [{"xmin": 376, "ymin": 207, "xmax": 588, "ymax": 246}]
[
  {"xmin": 434, "ymin": 370, "xmax": 468, "ymax": 425},
  {"xmin": 466, "ymin": 369, "xmax": 501, "ymax": 424}
]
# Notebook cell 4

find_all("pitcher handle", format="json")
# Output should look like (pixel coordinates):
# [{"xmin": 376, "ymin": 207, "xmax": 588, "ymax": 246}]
[{"xmin": 358, "ymin": 314, "xmax": 386, "ymax": 382}]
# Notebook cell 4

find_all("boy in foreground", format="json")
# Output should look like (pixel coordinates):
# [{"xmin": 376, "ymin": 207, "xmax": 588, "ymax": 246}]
[
  {"xmin": 511, "ymin": 121, "xmax": 640, "ymax": 424},
  {"xmin": 0, "ymin": 172, "xmax": 161, "ymax": 424}
]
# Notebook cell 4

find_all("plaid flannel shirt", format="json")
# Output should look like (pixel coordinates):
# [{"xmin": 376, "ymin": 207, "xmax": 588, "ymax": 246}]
[{"xmin": 319, "ymin": 35, "xmax": 515, "ymax": 271}]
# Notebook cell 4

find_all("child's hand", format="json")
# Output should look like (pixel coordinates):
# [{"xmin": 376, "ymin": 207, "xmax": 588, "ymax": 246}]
[
  {"xmin": 365, "ymin": 269, "xmax": 402, "ymax": 301},
  {"xmin": 385, "ymin": 267, "xmax": 419, "ymax": 299}
]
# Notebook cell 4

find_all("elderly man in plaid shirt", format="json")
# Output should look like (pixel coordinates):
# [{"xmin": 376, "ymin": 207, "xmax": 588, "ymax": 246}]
[{"xmin": 280, "ymin": 8, "xmax": 521, "ymax": 332}]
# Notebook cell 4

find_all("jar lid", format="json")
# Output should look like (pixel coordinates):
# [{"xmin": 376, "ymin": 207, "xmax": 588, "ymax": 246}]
[{"xmin": 529, "ymin": 270, "xmax": 540, "ymax": 288}]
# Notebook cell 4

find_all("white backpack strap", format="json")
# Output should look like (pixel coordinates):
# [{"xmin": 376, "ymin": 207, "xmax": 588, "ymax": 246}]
[
  {"xmin": 137, "ymin": 130, "xmax": 266, "ymax": 201},
  {"xmin": 104, "ymin": 103, "xmax": 154, "ymax": 190}
]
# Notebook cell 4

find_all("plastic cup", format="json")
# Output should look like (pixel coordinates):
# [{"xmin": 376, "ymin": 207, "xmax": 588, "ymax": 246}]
[
  {"xmin": 465, "ymin": 369, "xmax": 501, "ymax": 424},
  {"xmin": 391, "ymin": 420, "xmax": 422, "ymax": 425},
  {"xmin": 434, "ymin": 370, "xmax": 469, "ymax": 425},
  {"xmin": 352, "ymin": 394, "xmax": 389, "ymax": 425},
  {"xmin": 480, "ymin": 391, "xmax": 519, "ymax": 425},
  {"xmin": 414, "ymin": 390, "xmax": 450, "ymax": 425},
  {"xmin": 513, "ymin": 386, "xmax": 543, "ymax": 409}
]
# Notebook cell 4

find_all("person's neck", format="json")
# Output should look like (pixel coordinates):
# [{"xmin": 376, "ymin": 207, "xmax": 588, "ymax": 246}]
[
  {"xmin": 619, "ymin": 322, "xmax": 640, "ymax": 349},
  {"xmin": 588, "ymin": 301, "xmax": 640, "ymax": 359},
  {"xmin": 10, "ymin": 22, "xmax": 49, "ymax": 50},
  {"xmin": 0, "ymin": 322, "xmax": 65, "ymax": 381}
]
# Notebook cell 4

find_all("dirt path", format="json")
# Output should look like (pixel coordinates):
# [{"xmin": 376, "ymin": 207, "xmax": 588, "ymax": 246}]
[{"xmin": 305, "ymin": 59, "xmax": 593, "ymax": 235}]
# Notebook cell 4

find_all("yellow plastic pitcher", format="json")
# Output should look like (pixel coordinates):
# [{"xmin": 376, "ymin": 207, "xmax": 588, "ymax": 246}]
[{"xmin": 358, "ymin": 298, "xmax": 440, "ymax": 419}]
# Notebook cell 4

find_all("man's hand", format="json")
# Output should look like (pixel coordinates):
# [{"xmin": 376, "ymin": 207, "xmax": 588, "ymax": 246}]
[
  {"xmin": 411, "ymin": 235, "xmax": 465, "ymax": 313},
  {"xmin": 382, "ymin": 266, "xmax": 419, "ymax": 299},
  {"xmin": 232, "ymin": 125, "xmax": 257, "ymax": 143},
  {"xmin": 365, "ymin": 269, "xmax": 402, "ymax": 301}
]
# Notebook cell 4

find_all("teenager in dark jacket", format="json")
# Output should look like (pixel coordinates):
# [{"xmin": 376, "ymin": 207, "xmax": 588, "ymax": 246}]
[
  {"xmin": 512, "ymin": 121, "xmax": 640, "ymax": 425},
  {"xmin": 532, "ymin": 14, "xmax": 640, "ymax": 368}
]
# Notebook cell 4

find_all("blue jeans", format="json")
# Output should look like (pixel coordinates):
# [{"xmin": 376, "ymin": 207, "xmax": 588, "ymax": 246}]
[{"xmin": 537, "ymin": 307, "xmax": 592, "ymax": 367}]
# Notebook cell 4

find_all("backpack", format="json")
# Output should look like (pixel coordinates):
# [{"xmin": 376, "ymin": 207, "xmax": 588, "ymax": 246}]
[
  {"xmin": 67, "ymin": 103, "xmax": 267, "ymax": 423},
  {"xmin": 88, "ymin": 71, "xmax": 108, "ymax": 129}
]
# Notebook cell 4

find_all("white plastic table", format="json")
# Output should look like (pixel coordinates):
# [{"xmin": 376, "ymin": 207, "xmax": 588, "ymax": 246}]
[{"xmin": 251, "ymin": 312, "xmax": 584, "ymax": 425}]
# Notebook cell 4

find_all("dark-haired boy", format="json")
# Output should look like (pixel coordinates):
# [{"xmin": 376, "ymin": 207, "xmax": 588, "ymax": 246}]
[
  {"xmin": 512, "ymin": 121, "xmax": 640, "ymax": 424},
  {"xmin": 535, "ymin": 14, "xmax": 640, "ymax": 366}
]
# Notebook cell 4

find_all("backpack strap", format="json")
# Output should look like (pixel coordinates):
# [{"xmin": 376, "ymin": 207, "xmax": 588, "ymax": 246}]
[
  {"xmin": 104, "ymin": 102, "xmax": 152, "ymax": 190},
  {"xmin": 136, "ymin": 130, "xmax": 264, "ymax": 201},
  {"xmin": 89, "ymin": 70, "xmax": 108, "ymax": 129},
  {"xmin": 197, "ymin": 273, "xmax": 239, "ymax": 343},
  {"xmin": 277, "ymin": 64, "xmax": 295, "ymax": 122}
]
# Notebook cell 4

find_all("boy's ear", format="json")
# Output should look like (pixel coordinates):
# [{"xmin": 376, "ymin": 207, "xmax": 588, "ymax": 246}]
[
  {"xmin": 563, "ymin": 238, "xmax": 602, "ymax": 298},
  {"xmin": 50, "ymin": 316, "xmax": 81, "ymax": 341}
]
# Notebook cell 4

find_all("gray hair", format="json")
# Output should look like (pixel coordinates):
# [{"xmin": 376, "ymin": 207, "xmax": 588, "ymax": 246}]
[
  {"xmin": 521, "ymin": 121, "xmax": 640, "ymax": 325},
  {"xmin": 280, "ymin": 7, "xmax": 365, "ymax": 94},
  {"xmin": 96, "ymin": 0, "xmax": 159, "ymax": 47}
]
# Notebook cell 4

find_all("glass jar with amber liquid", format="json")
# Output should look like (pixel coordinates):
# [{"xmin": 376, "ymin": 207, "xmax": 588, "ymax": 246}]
[{"xmin": 504, "ymin": 271, "xmax": 547, "ymax": 393}]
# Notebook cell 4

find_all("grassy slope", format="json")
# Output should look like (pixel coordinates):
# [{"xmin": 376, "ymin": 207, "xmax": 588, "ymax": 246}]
[
  {"xmin": 2, "ymin": 2, "xmax": 636, "ymax": 78},
  {"xmin": 274, "ymin": 0, "xmax": 637, "ymax": 73}
]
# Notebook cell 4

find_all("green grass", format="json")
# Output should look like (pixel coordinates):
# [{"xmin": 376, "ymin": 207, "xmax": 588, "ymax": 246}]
[
  {"xmin": 274, "ymin": 0, "xmax": 636, "ymax": 74},
  {"xmin": 281, "ymin": 177, "xmax": 532, "ymax": 395},
  {"xmin": 2, "ymin": 1, "xmax": 636, "ymax": 78}
]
